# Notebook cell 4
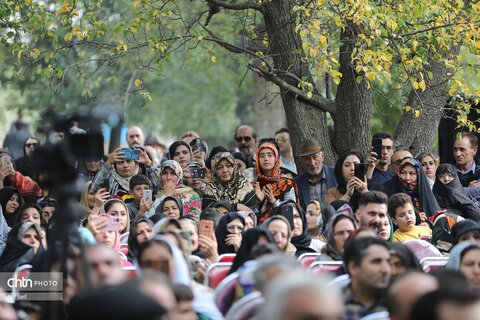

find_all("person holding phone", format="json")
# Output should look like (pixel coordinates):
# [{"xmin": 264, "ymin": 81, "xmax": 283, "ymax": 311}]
[
  {"xmin": 255, "ymin": 140, "xmax": 299, "ymax": 223},
  {"xmin": 367, "ymin": 132, "xmax": 395, "ymax": 186},
  {"xmin": 326, "ymin": 151, "xmax": 382, "ymax": 212}
]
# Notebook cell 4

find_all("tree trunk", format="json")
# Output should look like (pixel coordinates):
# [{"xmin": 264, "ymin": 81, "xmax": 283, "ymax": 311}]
[
  {"xmin": 333, "ymin": 27, "xmax": 373, "ymax": 159},
  {"xmin": 262, "ymin": 0, "xmax": 334, "ymax": 166},
  {"xmin": 395, "ymin": 53, "xmax": 459, "ymax": 154}
]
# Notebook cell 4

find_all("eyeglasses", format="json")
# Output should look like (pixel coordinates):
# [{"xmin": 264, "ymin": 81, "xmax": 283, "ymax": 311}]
[
  {"xmin": 235, "ymin": 136, "xmax": 252, "ymax": 143},
  {"xmin": 25, "ymin": 143, "xmax": 39, "ymax": 148}
]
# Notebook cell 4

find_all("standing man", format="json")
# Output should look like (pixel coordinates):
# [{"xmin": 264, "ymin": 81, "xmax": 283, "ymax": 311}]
[
  {"xmin": 368, "ymin": 132, "xmax": 395, "ymax": 185},
  {"xmin": 343, "ymin": 236, "xmax": 392, "ymax": 319},
  {"xmin": 234, "ymin": 125, "xmax": 257, "ymax": 168},
  {"xmin": 294, "ymin": 139, "xmax": 336, "ymax": 208},
  {"xmin": 275, "ymin": 128, "xmax": 297, "ymax": 174},
  {"xmin": 453, "ymin": 132, "xmax": 480, "ymax": 187},
  {"xmin": 126, "ymin": 126, "xmax": 145, "ymax": 147}
]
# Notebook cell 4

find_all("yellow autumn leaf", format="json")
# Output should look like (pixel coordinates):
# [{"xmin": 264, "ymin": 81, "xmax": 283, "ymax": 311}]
[
  {"xmin": 405, "ymin": 105, "xmax": 411, "ymax": 112},
  {"xmin": 307, "ymin": 91, "xmax": 313, "ymax": 99},
  {"xmin": 331, "ymin": 70, "xmax": 342, "ymax": 85},
  {"xmin": 211, "ymin": 55, "xmax": 217, "ymax": 63},
  {"xmin": 418, "ymin": 80, "xmax": 426, "ymax": 91},
  {"xmin": 57, "ymin": 3, "xmax": 70, "ymax": 14},
  {"xmin": 318, "ymin": 35, "xmax": 327, "ymax": 43},
  {"xmin": 365, "ymin": 72, "xmax": 376, "ymax": 82},
  {"xmin": 134, "ymin": 79, "xmax": 142, "ymax": 87},
  {"xmin": 412, "ymin": 81, "xmax": 419, "ymax": 90},
  {"xmin": 197, "ymin": 35, "xmax": 204, "ymax": 41},
  {"xmin": 414, "ymin": 109, "xmax": 421, "ymax": 118}
]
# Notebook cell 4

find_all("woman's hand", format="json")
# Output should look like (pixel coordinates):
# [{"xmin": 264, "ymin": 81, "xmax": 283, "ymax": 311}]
[
  {"xmin": 94, "ymin": 188, "xmax": 110, "ymax": 207},
  {"xmin": 352, "ymin": 176, "xmax": 368, "ymax": 193},
  {"xmin": 263, "ymin": 184, "xmax": 276, "ymax": 204},
  {"xmin": 163, "ymin": 180, "xmax": 176, "ymax": 196},
  {"xmin": 225, "ymin": 233, "xmax": 242, "ymax": 252},
  {"xmin": 107, "ymin": 148, "xmax": 125, "ymax": 166},
  {"xmin": 198, "ymin": 235, "xmax": 218, "ymax": 260},
  {"xmin": 255, "ymin": 182, "xmax": 265, "ymax": 202},
  {"xmin": 137, "ymin": 148, "xmax": 152, "ymax": 167},
  {"xmin": 86, "ymin": 216, "xmax": 107, "ymax": 238}
]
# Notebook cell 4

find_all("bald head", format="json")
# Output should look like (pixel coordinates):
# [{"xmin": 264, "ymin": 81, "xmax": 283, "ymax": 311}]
[
  {"xmin": 127, "ymin": 126, "xmax": 145, "ymax": 147},
  {"xmin": 387, "ymin": 272, "xmax": 438, "ymax": 320}
]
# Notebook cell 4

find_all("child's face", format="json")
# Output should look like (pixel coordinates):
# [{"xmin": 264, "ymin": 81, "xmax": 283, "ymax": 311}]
[
  {"xmin": 393, "ymin": 203, "xmax": 416, "ymax": 231},
  {"xmin": 130, "ymin": 184, "xmax": 150, "ymax": 202},
  {"xmin": 438, "ymin": 173, "xmax": 455, "ymax": 185}
]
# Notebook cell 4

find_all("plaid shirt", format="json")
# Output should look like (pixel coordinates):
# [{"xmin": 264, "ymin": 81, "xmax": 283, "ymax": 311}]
[
  {"xmin": 343, "ymin": 285, "xmax": 387, "ymax": 320},
  {"xmin": 307, "ymin": 169, "xmax": 328, "ymax": 203}
]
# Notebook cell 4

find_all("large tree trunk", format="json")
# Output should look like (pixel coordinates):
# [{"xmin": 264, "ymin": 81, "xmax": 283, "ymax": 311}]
[
  {"xmin": 262, "ymin": 0, "xmax": 334, "ymax": 165},
  {"xmin": 395, "ymin": 53, "xmax": 459, "ymax": 154},
  {"xmin": 333, "ymin": 27, "xmax": 373, "ymax": 158}
]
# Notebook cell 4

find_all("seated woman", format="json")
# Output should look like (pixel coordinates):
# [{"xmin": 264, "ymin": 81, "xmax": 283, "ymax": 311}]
[
  {"xmin": 255, "ymin": 140, "xmax": 298, "ymax": 223},
  {"xmin": 91, "ymin": 147, "xmax": 156, "ymax": 198},
  {"xmin": 275, "ymin": 201, "xmax": 324, "ymax": 255},
  {"xmin": 0, "ymin": 187, "xmax": 23, "ymax": 227},
  {"xmin": 0, "ymin": 221, "xmax": 43, "ymax": 272},
  {"xmin": 387, "ymin": 157, "xmax": 440, "ymax": 219},
  {"xmin": 326, "ymin": 151, "xmax": 380, "ymax": 212},
  {"xmin": 264, "ymin": 215, "xmax": 296, "ymax": 255},
  {"xmin": 127, "ymin": 218, "xmax": 153, "ymax": 262},
  {"xmin": 416, "ymin": 152, "xmax": 437, "ymax": 189},
  {"xmin": 317, "ymin": 213, "xmax": 356, "ymax": 261},
  {"xmin": 203, "ymin": 152, "xmax": 257, "ymax": 211},
  {"xmin": 228, "ymin": 227, "xmax": 275, "ymax": 274},
  {"xmin": 446, "ymin": 242, "xmax": 480, "ymax": 290},
  {"xmin": 149, "ymin": 160, "xmax": 201, "ymax": 221},
  {"xmin": 215, "ymin": 212, "xmax": 245, "ymax": 254},
  {"xmin": 306, "ymin": 199, "xmax": 336, "ymax": 241},
  {"xmin": 102, "ymin": 199, "xmax": 130, "ymax": 237},
  {"xmin": 92, "ymin": 214, "xmax": 131, "ymax": 266},
  {"xmin": 156, "ymin": 196, "xmax": 184, "ymax": 220},
  {"xmin": 433, "ymin": 163, "xmax": 480, "ymax": 221}
]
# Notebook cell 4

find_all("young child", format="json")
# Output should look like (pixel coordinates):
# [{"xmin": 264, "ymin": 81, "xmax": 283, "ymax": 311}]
[
  {"xmin": 127, "ymin": 174, "xmax": 153, "ymax": 221},
  {"xmin": 388, "ymin": 193, "xmax": 432, "ymax": 243}
]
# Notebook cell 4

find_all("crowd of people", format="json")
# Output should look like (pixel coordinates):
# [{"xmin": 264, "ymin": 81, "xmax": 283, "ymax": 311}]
[{"xmin": 0, "ymin": 121, "xmax": 480, "ymax": 319}]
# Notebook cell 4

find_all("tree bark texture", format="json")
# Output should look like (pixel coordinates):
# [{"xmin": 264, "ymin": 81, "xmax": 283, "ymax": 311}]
[{"xmin": 262, "ymin": 0, "xmax": 334, "ymax": 164}]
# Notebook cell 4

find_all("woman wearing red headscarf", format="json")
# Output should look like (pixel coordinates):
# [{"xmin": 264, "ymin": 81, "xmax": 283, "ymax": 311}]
[{"xmin": 255, "ymin": 140, "xmax": 299, "ymax": 223}]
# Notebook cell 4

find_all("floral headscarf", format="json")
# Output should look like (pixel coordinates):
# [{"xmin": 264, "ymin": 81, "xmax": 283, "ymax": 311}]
[
  {"xmin": 398, "ymin": 158, "xmax": 422, "ymax": 191},
  {"xmin": 160, "ymin": 160, "xmax": 183, "ymax": 183}
]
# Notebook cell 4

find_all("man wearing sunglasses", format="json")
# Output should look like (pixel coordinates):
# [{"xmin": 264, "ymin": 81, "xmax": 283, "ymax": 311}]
[{"xmin": 234, "ymin": 125, "xmax": 257, "ymax": 168}]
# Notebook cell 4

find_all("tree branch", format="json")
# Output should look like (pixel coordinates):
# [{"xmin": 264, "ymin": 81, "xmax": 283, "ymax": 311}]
[
  {"xmin": 206, "ymin": 0, "xmax": 263, "ymax": 12},
  {"xmin": 249, "ymin": 64, "xmax": 336, "ymax": 114}
]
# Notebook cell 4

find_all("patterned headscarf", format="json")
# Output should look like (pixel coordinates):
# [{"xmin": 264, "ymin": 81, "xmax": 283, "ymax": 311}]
[
  {"xmin": 160, "ymin": 160, "xmax": 183, "ymax": 182},
  {"xmin": 204, "ymin": 152, "xmax": 254, "ymax": 205},
  {"xmin": 398, "ymin": 158, "xmax": 422, "ymax": 191}
]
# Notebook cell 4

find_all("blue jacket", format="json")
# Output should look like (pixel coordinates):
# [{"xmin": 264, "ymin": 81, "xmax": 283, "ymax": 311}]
[{"xmin": 294, "ymin": 165, "xmax": 337, "ymax": 209}]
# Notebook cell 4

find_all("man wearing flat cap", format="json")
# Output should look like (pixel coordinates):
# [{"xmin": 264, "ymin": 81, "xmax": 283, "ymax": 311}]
[{"xmin": 294, "ymin": 139, "xmax": 337, "ymax": 209}]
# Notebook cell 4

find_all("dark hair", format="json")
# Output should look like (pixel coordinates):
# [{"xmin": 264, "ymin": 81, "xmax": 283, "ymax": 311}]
[
  {"xmin": 344, "ymin": 236, "xmax": 389, "ymax": 273},
  {"xmin": 458, "ymin": 131, "xmax": 478, "ymax": 148},
  {"xmin": 20, "ymin": 203, "xmax": 42, "ymax": 215},
  {"xmin": 334, "ymin": 151, "xmax": 364, "ymax": 193},
  {"xmin": 206, "ymin": 146, "xmax": 228, "ymax": 170},
  {"xmin": 388, "ymin": 193, "xmax": 414, "ymax": 218},
  {"xmin": 103, "ymin": 199, "xmax": 127, "ymax": 213},
  {"xmin": 168, "ymin": 141, "xmax": 192, "ymax": 160},
  {"xmin": 372, "ymin": 132, "xmax": 393, "ymax": 140},
  {"xmin": 232, "ymin": 152, "xmax": 247, "ymax": 166},
  {"xmin": 274, "ymin": 128, "xmax": 289, "ymax": 136},
  {"xmin": 137, "ymin": 238, "xmax": 173, "ymax": 267},
  {"xmin": 200, "ymin": 208, "xmax": 221, "ymax": 229},
  {"xmin": 189, "ymin": 138, "xmax": 208, "ymax": 153},
  {"xmin": 410, "ymin": 288, "xmax": 480, "ymax": 320},
  {"xmin": 172, "ymin": 284, "xmax": 194, "ymax": 302},
  {"xmin": 129, "ymin": 174, "xmax": 152, "ymax": 190},
  {"xmin": 358, "ymin": 191, "xmax": 388, "ymax": 209},
  {"xmin": 38, "ymin": 198, "xmax": 57, "ymax": 209}
]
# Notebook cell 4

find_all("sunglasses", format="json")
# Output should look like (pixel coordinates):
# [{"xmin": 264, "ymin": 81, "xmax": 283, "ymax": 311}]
[{"xmin": 235, "ymin": 136, "xmax": 252, "ymax": 143}]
